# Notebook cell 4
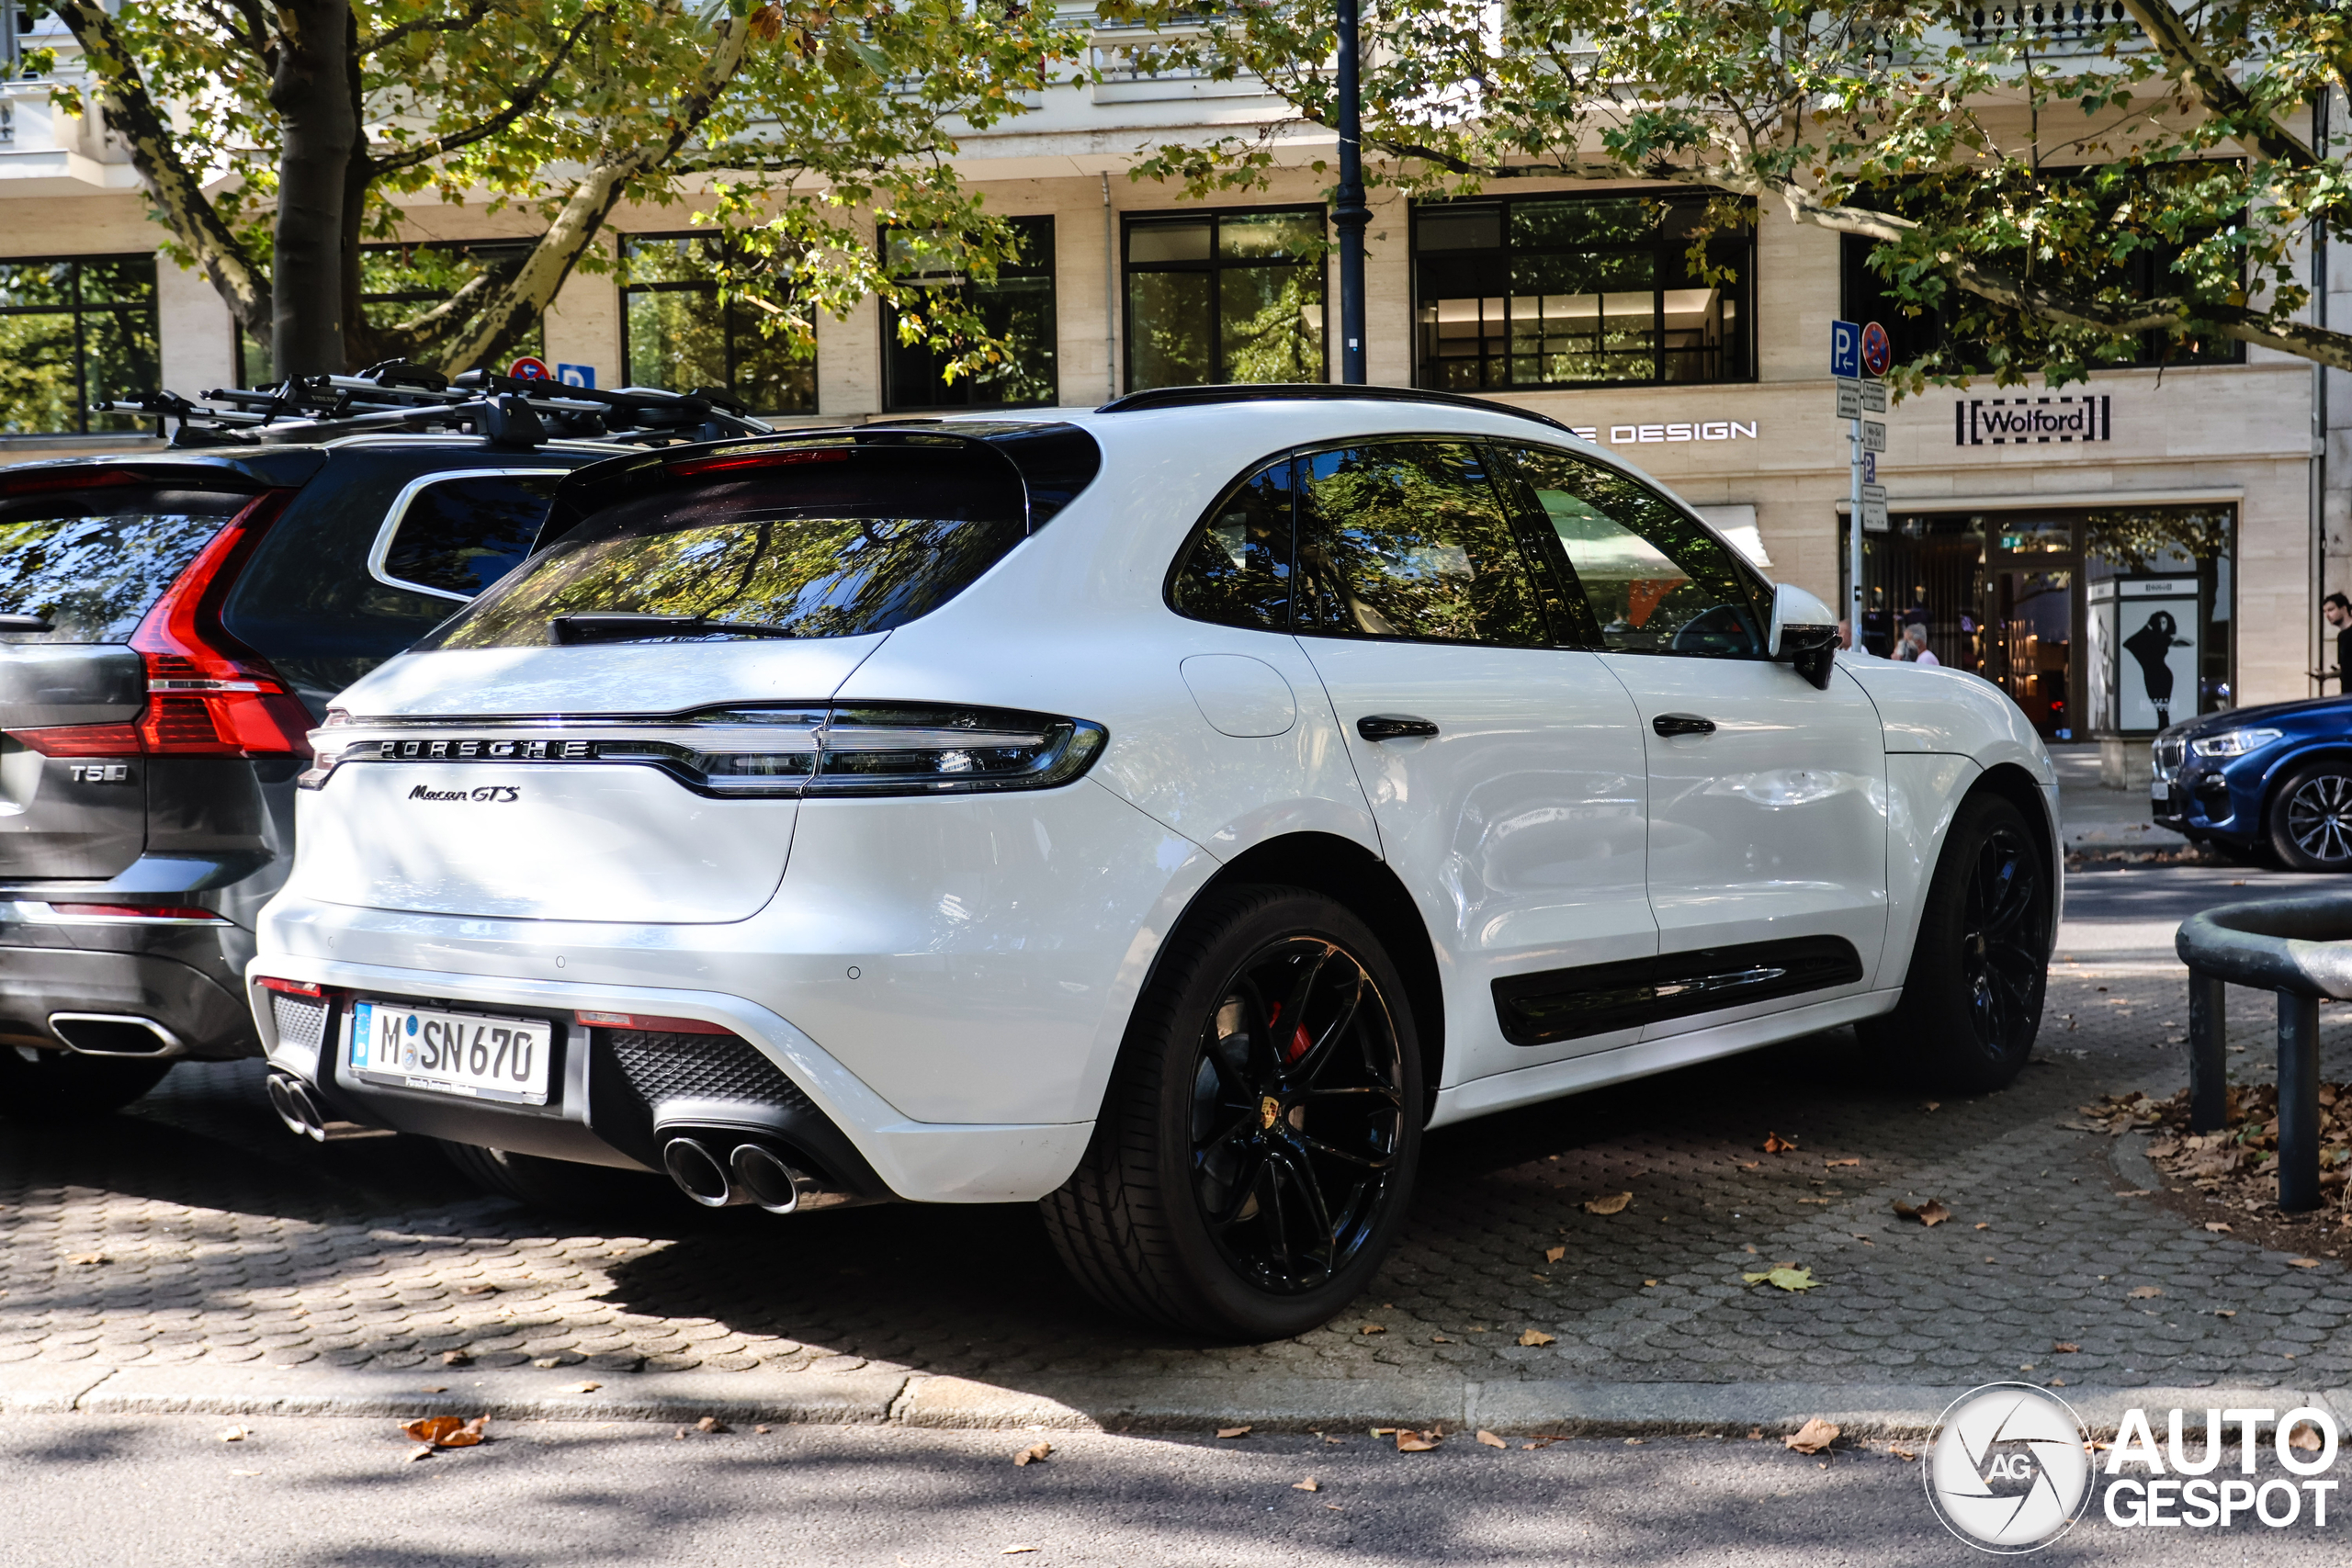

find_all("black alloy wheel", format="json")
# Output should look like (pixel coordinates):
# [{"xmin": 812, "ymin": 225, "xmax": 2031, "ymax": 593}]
[
  {"xmin": 1041, "ymin": 886, "xmax": 1423, "ymax": 1339},
  {"xmin": 1187, "ymin": 935, "xmax": 1407, "ymax": 1296},
  {"xmin": 1957, "ymin": 818, "xmax": 2051, "ymax": 1062},
  {"xmin": 1861, "ymin": 793, "xmax": 2052, "ymax": 1093},
  {"xmin": 2269, "ymin": 761, "xmax": 2352, "ymax": 872}
]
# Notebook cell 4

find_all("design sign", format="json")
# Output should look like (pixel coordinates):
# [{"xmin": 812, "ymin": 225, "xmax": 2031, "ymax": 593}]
[{"xmin": 1957, "ymin": 396, "xmax": 2111, "ymax": 446}]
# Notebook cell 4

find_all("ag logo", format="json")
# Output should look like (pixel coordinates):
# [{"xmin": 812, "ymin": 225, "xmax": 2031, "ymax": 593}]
[{"xmin": 1925, "ymin": 1383, "xmax": 2094, "ymax": 1552}]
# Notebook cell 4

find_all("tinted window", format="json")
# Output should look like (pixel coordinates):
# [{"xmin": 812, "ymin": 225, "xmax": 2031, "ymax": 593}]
[
  {"xmin": 1506, "ymin": 445, "xmax": 1765, "ymax": 657},
  {"xmin": 1294, "ymin": 442, "xmax": 1546, "ymax": 647},
  {"xmin": 426, "ymin": 446, "xmax": 1029, "ymax": 649},
  {"xmin": 0, "ymin": 486, "xmax": 250, "ymax": 642},
  {"xmin": 380, "ymin": 473, "xmax": 563, "ymax": 599},
  {"xmin": 1170, "ymin": 457, "xmax": 1294, "ymax": 630}
]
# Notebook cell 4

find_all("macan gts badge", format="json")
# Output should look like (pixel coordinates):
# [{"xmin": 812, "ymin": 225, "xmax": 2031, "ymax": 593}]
[{"xmin": 250, "ymin": 387, "xmax": 2063, "ymax": 1340}]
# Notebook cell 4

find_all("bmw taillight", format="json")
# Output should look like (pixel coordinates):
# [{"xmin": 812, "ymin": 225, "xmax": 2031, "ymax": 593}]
[{"xmin": 129, "ymin": 490, "xmax": 312, "ymax": 757}]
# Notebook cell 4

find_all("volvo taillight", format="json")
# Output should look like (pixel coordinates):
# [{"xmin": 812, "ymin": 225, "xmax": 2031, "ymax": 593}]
[{"xmin": 127, "ymin": 490, "xmax": 312, "ymax": 757}]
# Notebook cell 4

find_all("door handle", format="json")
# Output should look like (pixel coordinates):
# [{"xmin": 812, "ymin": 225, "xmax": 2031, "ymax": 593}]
[
  {"xmin": 1652, "ymin": 713, "xmax": 1716, "ymax": 738},
  {"xmin": 1357, "ymin": 714, "xmax": 1440, "ymax": 742}
]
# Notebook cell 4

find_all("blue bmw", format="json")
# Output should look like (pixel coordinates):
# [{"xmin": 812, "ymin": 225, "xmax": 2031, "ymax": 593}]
[{"xmin": 2153, "ymin": 698, "xmax": 2352, "ymax": 871}]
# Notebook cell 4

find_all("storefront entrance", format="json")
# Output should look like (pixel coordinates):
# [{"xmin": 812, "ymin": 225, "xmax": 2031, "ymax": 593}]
[{"xmin": 1840, "ymin": 504, "xmax": 2234, "ymax": 742}]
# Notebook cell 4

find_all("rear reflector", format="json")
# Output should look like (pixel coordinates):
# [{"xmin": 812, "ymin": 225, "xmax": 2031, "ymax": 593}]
[
  {"xmin": 39, "ymin": 903, "xmax": 232, "ymax": 924},
  {"xmin": 10, "ymin": 722, "xmax": 144, "ymax": 758},
  {"xmin": 575, "ymin": 1010, "xmax": 733, "ymax": 1035},
  {"xmin": 258, "ymin": 976, "xmax": 325, "ymax": 997}
]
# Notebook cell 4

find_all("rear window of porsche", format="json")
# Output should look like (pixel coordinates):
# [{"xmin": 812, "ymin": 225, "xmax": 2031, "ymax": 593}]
[{"xmin": 422, "ymin": 446, "xmax": 1030, "ymax": 649}]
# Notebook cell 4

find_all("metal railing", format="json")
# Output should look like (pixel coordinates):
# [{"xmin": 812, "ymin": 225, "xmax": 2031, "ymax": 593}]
[
  {"xmin": 1957, "ymin": 2, "xmax": 2136, "ymax": 51},
  {"xmin": 2177, "ymin": 895, "xmax": 2352, "ymax": 1212}
]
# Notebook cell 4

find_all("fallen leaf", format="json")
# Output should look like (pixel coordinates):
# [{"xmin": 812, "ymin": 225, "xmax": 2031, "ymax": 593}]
[
  {"xmin": 404, "ymin": 1447, "xmax": 434, "ymax": 1463},
  {"xmin": 1358, "ymin": 1324, "xmax": 1385, "ymax": 1336},
  {"xmin": 2052, "ymin": 1342, "xmax": 2080, "ymax": 1354},
  {"xmin": 563, "ymin": 1381, "xmax": 601, "ymax": 1393},
  {"xmin": 1784, "ymin": 1417, "xmax": 1840, "ymax": 1455},
  {"xmin": 64, "ymin": 1254, "xmax": 106, "ymax": 1267},
  {"xmin": 217, "ymin": 1425, "xmax": 248, "ymax": 1443},
  {"xmin": 1584, "ymin": 1192, "xmax": 1632, "ymax": 1215},
  {"xmin": 530, "ymin": 1357, "xmax": 566, "ymax": 1369},
  {"xmin": 1742, "ymin": 1266, "xmax": 1820, "ymax": 1292},
  {"xmin": 1921, "ymin": 1101, "xmax": 1940, "ymax": 1112},
  {"xmin": 1430, "ymin": 1335, "xmax": 1450, "ymax": 1343},
  {"xmin": 1737, "ymin": 1160, "xmax": 1760, "ymax": 1170},
  {"xmin": 1217, "ymin": 1426, "xmax": 1252, "ymax": 1439},
  {"xmin": 1544, "ymin": 1246, "xmax": 1566, "ymax": 1263},
  {"xmin": 1891, "ymin": 1446, "xmax": 1918, "ymax": 1461},
  {"xmin": 399, "ymin": 1416, "xmax": 487, "ymax": 1449},
  {"xmin": 695, "ymin": 1416, "xmax": 729, "ymax": 1434},
  {"xmin": 1762, "ymin": 1132, "xmax": 1798, "ymax": 1154},
  {"xmin": 1623, "ymin": 1438, "xmax": 1645, "ymax": 1446},
  {"xmin": 2129, "ymin": 1286, "xmax": 2164, "ymax": 1299},
  {"xmin": 2290, "ymin": 1423, "xmax": 2325, "ymax": 1453},
  {"xmin": 419, "ymin": 1385, "xmax": 447, "ymax": 1394},
  {"xmin": 1293, "ymin": 1476, "xmax": 1319, "ymax": 1491},
  {"xmin": 460, "ymin": 1284, "xmax": 497, "ymax": 1296},
  {"xmin": 1893, "ymin": 1199, "xmax": 1951, "ymax": 1226},
  {"xmin": 2216, "ymin": 1309, "xmax": 2237, "ymax": 1318},
  {"xmin": 1643, "ymin": 1279, "xmax": 1659, "ymax": 1287},
  {"xmin": 1824, "ymin": 1157, "xmax": 1860, "ymax": 1168},
  {"xmin": 1518, "ymin": 1329, "xmax": 1556, "ymax": 1347},
  {"xmin": 1001, "ymin": 1549, "xmax": 1040, "ymax": 1557},
  {"xmin": 440, "ymin": 1351, "xmax": 473, "ymax": 1367},
  {"xmin": 1476, "ymin": 1430, "xmax": 1507, "ymax": 1450},
  {"xmin": 754, "ymin": 1425, "xmax": 771, "ymax": 1435},
  {"xmin": 1973, "ymin": 1223, "xmax": 1990, "ymax": 1232},
  {"xmin": 2290, "ymin": 1258, "xmax": 2323, "ymax": 1268},
  {"xmin": 673, "ymin": 1428, "xmax": 687, "ymax": 1441},
  {"xmin": 2205, "ymin": 1222, "xmax": 2233, "ymax": 1233},
  {"xmin": 1013, "ymin": 1441, "xmax": 1051, "ymax": 1466},
  {"xmin": 1396, "ymin": 1428, "xmax": 1442, "ymax": 1452}
]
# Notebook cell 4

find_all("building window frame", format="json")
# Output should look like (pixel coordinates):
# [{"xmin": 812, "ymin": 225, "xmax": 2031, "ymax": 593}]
[
  {"xmin": 0, "ymin": 252, "xmax": 161, "ymax": 437},
  {"xmin": 1410, "ymin": 191, "xmax": 1757, "ymax": 392},
  {"xmin": 880, "ymin": 214, "xmax": 1058, "ymax": 413},
  {"xmin": 618, "ymin": 230, "xmax": 818, "ymax": 415},
  {"xmin": 1122, "ymin": 204, "xmax": 1329, "ymax": 393}
]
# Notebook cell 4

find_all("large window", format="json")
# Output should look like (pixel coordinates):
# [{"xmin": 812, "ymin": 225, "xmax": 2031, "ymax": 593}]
[
  {"xmin": 621, "ymin": 232, "xmax": 816, "ymax": 415},
  {"xmin": 0, "ymin": 255, "xmax": 159, "ymax": 435},
  {"xmin": 1414, "ymin": 195, "xmax": 1752, "ymax": 390},
  {"xmin": 1124, "ymin": 209, "xmax": 1326, "ymax": 391},
  {"xmin": 882, "ymin": 216, "xmax": 1057, "ymax": 412}
]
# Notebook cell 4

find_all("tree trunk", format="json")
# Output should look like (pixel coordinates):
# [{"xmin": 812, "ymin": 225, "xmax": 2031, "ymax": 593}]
[{"xmin": 270, "ymin": 0, "xmax": 359, "ymax": 378}]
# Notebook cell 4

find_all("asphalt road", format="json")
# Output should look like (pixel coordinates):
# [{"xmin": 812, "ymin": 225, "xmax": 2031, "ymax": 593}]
[{"xmin": 0, "ymin": 1414, "xmax": 2342, "ymax": 1568}]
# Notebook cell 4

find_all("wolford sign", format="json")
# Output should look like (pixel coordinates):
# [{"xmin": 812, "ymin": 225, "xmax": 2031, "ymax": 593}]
[{"xmin": 1957, "ymin": 395, "xmax": 2113, "ymax": 446}]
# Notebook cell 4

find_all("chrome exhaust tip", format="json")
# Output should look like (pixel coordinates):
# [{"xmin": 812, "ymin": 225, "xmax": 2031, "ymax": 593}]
[
  {"xmin": 266, "ymin": 1072, "xmax": 328, "ymax": 1143},
  {"xmin": 662, "ymin": 1136, "xmax": 741, "ymax": 1207},
  {"xmin": 48, "ymin": 1012, "xmax": 185, "ymax": 1058},
  {"xmin": 730, "ymin": 1141, "xmax": 858, "ymax": 1214}
]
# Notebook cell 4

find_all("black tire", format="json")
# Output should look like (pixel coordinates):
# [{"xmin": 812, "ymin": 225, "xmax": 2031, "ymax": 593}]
[
  {"xmin": 0, "ymin": 1048, "xmax": 172, "ymax": 1121},
  {"xmin": 1041, "ymin": 886, "xmax": 1422, "ymax": 1340},
  {"xmin": 438, "ymin": 1139, "xmax": 670, "ymax": 1214},
  {"xmin": 1861, "ymin": 794, "xmax": 2052, "ymax": 1094},
  {"xmin": 2267, "ymin": 760, "xmax": 2352, "ymax": 873}
]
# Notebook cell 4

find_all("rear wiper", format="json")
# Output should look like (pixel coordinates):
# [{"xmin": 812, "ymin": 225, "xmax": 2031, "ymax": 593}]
[{"xmin": 549, "ymin": 612, "xmax": 798, "ymax": 645}]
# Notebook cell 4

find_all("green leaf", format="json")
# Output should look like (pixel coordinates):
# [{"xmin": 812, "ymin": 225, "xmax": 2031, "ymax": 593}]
[{"xmin": 1742, "ymin": 1267, "xmax": 1820, "ymax": 1292}]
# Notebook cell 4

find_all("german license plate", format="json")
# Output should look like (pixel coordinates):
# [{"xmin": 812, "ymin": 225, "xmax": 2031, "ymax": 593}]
[{"xmin": 347, "ymin": 999, "xmax": 553, "ymax": 1105}]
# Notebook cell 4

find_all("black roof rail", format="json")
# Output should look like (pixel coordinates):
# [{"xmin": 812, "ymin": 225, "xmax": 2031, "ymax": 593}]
[
  {"xmin": 94, "ymin": 364, "xmax": 775, "ymax": 450},
  {"xmin": 1094, "ymin": 382, "xmax": 1580, "ymax": 435}
]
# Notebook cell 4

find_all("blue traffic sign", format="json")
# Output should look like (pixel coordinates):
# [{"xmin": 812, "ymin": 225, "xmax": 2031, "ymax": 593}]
[{"xmin": 1830, "ymin": 320, "xmax": 1860, "ymax": 379}]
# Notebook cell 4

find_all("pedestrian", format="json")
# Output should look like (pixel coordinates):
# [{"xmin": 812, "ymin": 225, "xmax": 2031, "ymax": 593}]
[
  {"xmin": 1901, "ymin": 623, "xmax": 1939, "ymax": 667},
  {"xmin": 2326, "ymin": 592, "xmax": 2352, "ymax": 691}
]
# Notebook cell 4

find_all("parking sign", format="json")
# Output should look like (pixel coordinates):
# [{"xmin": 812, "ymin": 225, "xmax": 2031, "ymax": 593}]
[{"xmin": 1830, "ymin": 320, "xmax": 1860, "ymax": 380}]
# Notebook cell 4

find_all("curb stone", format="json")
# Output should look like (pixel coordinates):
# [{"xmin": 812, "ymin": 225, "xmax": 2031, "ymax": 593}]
[{"xmin": 6, "ymin": 1365, "xmax": 2346, "ymax": 1439}]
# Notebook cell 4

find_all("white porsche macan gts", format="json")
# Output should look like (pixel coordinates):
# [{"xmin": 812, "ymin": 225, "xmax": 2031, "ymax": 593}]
[{"xmin": 248, "ymin": 386, "xmax": 2060, "ymax": 1339}]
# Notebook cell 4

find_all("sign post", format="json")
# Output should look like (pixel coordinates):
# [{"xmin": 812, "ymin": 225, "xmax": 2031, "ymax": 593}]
[{"xmin": 1833, "ymin": 321, "xmax": 1890, "ymax": 650}]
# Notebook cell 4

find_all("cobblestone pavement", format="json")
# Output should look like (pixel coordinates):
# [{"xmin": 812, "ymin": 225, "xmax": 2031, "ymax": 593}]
[{"xmin": 6, "ymin": 904, "xmax": 2352, "ymax": 1395}]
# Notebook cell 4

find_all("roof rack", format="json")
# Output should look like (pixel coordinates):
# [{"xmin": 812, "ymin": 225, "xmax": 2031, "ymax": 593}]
[
  {"xmin": 95, "ymin": 360, "xmax": 774, "ymax": 450},
  {"xmin": 1093, "ymin": 382, "xmax": 1578, "ymax": 434}
]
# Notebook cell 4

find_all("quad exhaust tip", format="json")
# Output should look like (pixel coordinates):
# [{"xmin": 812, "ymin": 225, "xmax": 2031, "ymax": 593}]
[
  {"xmin": 660, "ymin": 1133, "xmax": 854, "ymax": 1214},
  {"xmin": 48, "ymin": 1012, "xmax": 184, "ymax": 1058}
]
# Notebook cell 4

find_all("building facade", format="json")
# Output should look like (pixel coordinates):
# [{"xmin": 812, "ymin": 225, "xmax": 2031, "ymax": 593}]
[{"xmin": 0, "ymin": 11, "xmax": 2336, "ymax": 748}]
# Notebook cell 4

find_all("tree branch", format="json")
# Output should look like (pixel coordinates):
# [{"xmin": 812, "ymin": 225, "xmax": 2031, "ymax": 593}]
[
  {"xmin": 360, "ymin": 0, "xmax": 497, "ymax": 58},
  {"xmin": 368, "ymin": 4, "xmax": 603, "ymax": 176},
  {"xmin": 50, "ymin": 0, "xmax": 271, "ymax": 330},
  {"xmin": 2113, "ymin": 0, "xmax": 2316, "ymax": 166}
]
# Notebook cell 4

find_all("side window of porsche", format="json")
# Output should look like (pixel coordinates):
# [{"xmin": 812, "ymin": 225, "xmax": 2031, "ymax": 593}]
[
  {"xmin": 1168, "ymin": 457, "xmax": 1295, "ymax": 631},
  {"xmin": 1503, "ymin": 444, "xmax": 1768, "ymax": 658}
]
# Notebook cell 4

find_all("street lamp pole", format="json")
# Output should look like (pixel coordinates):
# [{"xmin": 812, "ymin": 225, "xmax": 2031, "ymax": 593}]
[{"xmin": 1334, "ymin": 0, "xmax": 1368, "ymax": 385}]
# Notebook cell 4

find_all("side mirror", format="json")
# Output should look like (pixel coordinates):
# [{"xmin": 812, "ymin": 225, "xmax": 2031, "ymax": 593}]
[{"xmin": 1768, "ymin": 582, "xmax": 1840, "ymax": 691}]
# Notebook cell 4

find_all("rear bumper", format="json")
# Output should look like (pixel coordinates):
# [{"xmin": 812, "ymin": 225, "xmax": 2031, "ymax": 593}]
[
  {"xmin": 0, "ymin": 940, "xmax": 258, "ymax": 1058},
  {"xmin": 245, "ymin": 954, "xmax": 1094, "ymax": 1204}
]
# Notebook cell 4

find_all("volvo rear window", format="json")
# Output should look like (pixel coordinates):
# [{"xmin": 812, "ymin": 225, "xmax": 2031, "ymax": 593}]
[
  {"xmin": 0, "ymin": 484, "xmax": 254, "ymax": 642},
  {"xmin": 423, "ymin": 446, "xmax": 1032, "ymax": 649}
]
